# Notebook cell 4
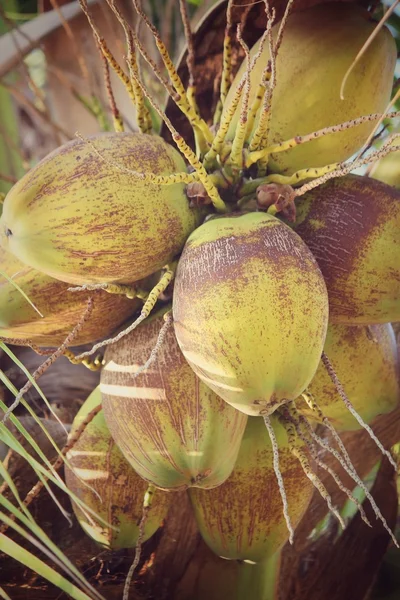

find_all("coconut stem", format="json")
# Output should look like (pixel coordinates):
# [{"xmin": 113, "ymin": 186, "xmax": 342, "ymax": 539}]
[
  {"xmin": 105, "ymin": 0, "xmax": 152, "ymax": 134},
  {"xmin": 287, "ymin": 404, "xmax": 371, "ymax": 527},
  {"xmin": 229, "ymin": 24, "xmax": 251, "ymax": 170},
  {"xmin": 294, "ymin": 134, "xmax": 400, "ymax": 197},
  {"xmin": 213, "ymin": 0, "xmax": 235, "ymax": 126},
  {"xmin": 98, "ymin": 43, "xmax": 124, "ymax": 133},
  {"xmin": 179, "ymin": 0, "xmax": 196, "ymax": 106},
  {"xmin": 123, "ymin": 484, "xmax": 155, "ymax": 600},
  {"xmin": 204, "ymin": 21, "xmax": 273, "ymax": 168},
  {"xmin": 63, "ymin": 349, "xmax": 103, "ymax": 372},
  {"xmin": 247, "ymin": 0, "xmax": 277, "ymax": 156},
  {"xmin": 68, "ymin": 281, "xmax": 142, "ymax": 300},
  {"xmin": 278, "ymin": 406, "xmax": 345, "ymax": 530},
  {"xmin": 78, "ymin": 0, "xmax": 138, "ymax": 111},
  {"xmin": 75, "ymin": 266, "xmax": 176, "ymax": 360},
  {"xmin": 240, "ymin": 131, "xmax": 400, "ymax": 196},
  {"xmin": 300, "ymin": 394, "xmax": 399, "ymax": 547},
  {"xmin": 248, "ymin": 0, "xmax": 295, "ymax": 175},
  {"xmin": 321, "ymin": 352, "xmax": 397, "ymax": 471},
  {"xmin": 263, "ymin": 414, "xmax": 294, "ymax": 544},
  {"xmin": 247, "ymin": 111, "xmax": 400, "ymax": 167},
  {"xmin": 131, "ymin": 0, "xmax": 213, "ymax": 149}
]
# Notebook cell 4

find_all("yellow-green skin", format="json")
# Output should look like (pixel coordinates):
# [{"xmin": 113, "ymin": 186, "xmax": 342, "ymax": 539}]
[
  {"xmin": 224, "ymin": 3, "xmax": 396, "ymax": 175},
  {"xmin": 0, "ymin": 133, "xmax": 203, "ymax": 285},
  {"xmin": 372, "ymin": 138, "xmax": 400, "ymax": 189},
  {"xmin": 0, "ymin": 246, "xmax": 141, "ymax": 346},
  {"xmin": 294, "ymin": 174, "xmax": 400, "ymax": 324},
  {"xmin": 64, "ymin": 387, "xmax": 171, "ymax": 550},
  {"xmin": 189, "ymin": 416, "xmax": 313, "ymax": 562},
  {"xmin": 101, "ymin": 308, "xmax": 247, "ymax": 490},
  {"xmin": 296, "ymin": 323, "xmax": 400, "ymax": 431},
  {"xmin": 173, "ymin": 212, "xmax": 329, "ymax": 416}
]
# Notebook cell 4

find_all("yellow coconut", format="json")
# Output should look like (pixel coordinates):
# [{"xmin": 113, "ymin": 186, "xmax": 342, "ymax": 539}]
[
  {"xmin": 173, "ymin": 211, "xmax": 329, "ymax": 416},
  {"xmin": 0, "ymin": 246, "xmax": 141, "ymax": 346},
  {"xmin": 224, "ymin": 3, "xmax": 396, "ymax": 175},
  {"xmin": 101, "ymin": 308, "xmax": 247, "ymax": 490},
  {"xmin": 64, "ymin": 387, "xmax": 171, "ymax": 549},
  {"xmin": 189, "ymin": 415, "xmax": 313, "ymax": 562},
  {"xmin": 296, "ymin": 323, "xmax": 400, "ymax": 431},
  {"xmin": 0, "ymin": 133, "xmax": 204, "ymax": 285}
]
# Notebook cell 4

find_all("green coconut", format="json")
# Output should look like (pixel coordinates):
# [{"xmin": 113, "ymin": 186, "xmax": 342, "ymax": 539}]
[
  {"xmin": 64, "ymin": 387, "xmax": 171, "ymax": 549},
  {"xmin": 294, "ymin": 174, "xmax": 400, "ymax": 324},
  {"xmin": 296, "ymin": 323, "xmax": 400, "ymax": 431},
  {"xmin": 0, "ymin": 246, "xmax": 141, "ymax": 346},
  {"xmin": 223, "ymin": 3, "xmax": 396, "ymax": 175},
  {"xmin": 0, "ymin": 133, "xmax": 204, "ymax": 285},
  {"xmin": 189, "ymin": 415, "xmax": 313, "ymax": 562},
  {"xmin": 173, "ymin": 211, "xmax": 329, "ymax": 416},
  {"xmin": 101, "ymin": 307, "xmax": 247, "ymax": 490}
]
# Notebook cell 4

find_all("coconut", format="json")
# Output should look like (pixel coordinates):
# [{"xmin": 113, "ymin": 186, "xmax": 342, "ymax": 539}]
[
  {"xmin": 189, "ymin": 415, "xmax": 313, "ymax": 562},
  {"xmin": 101, "ymin": 308, "xmax": 247, "ymax": 490},
  {"xmin": 173, "ymin": 211, "xmax": 329, "ymax": 416},
  {"xmin": 0, "ymin": 246, "xmax": 141, "ymax": 346},
  {"xmin": 0, "ymin": 133, "xmax": 204, "ymax": 285},
  {"xmin": 223, "ymin": 3, "xmax": 396, "ymax": 175},
  {"xmin": 296, "ymin": 323, "xmax": 400, "ymax": 431},
  {"xmin": 64, "ymin": 387, "xmax": 171, "ymax": 549},
  {"xmin": 294, "ymin": 175, "xmax": 400, "ymax": 324}
]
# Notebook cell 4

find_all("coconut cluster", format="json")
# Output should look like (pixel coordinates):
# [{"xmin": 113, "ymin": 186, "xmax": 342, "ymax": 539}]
[{"xmin": 0, "ymin": 1, "xmax": 399, "ymax": 568}]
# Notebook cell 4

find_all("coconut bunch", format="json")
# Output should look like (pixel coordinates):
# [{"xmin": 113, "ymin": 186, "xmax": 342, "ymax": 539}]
[{"xmin": 1, "ymin": 0, "xmax": 400, "ymax": 578}]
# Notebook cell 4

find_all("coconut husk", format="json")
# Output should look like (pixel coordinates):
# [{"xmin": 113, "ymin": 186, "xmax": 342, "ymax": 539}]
[{"xmin": 161, "ymin": 0, "xmax": 369, "ymax": 146}]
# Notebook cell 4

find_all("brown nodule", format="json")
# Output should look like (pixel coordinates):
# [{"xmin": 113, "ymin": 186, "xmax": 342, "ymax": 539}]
[
  {"xmin": 256, "ymin": 183, "xmax": 296, "ymax": 222},
  {"xmin": 186, "ymin": 182, "xmax": 212, "ymax": 208}
]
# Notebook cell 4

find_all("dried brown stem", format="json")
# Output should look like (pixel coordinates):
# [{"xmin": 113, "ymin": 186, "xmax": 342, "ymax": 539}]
[
  {"xmin": 0, "ymin": 81, "xmax": 71, "ymax": 141},
  {"xmin": 263, "ymin": 413, "xmax": 294, "ymax": 544},
  {"xmin": 279, "ymin": 406, "xmax": 345, "ymax": 530},
  {"xmin": 299, "ymin": 399, "xmax": 399, "ymax": 547},
  {"xmin": 321, "ymin": 352, "xmax": 398, "ymax": 472},
  {"xmin": 288, "ymin": 405, "xmax": 371, "ymax": 527},
  {"xmin": 0, "ymin": 173, "xmax": 17, "ymax": 185},
  {"xmin": 123, "ymin": 485, "xmax": 155, "ymax": 600}
]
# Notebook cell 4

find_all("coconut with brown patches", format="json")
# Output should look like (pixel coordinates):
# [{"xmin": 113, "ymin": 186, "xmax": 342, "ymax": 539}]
[
  {"xmin": 0, "ymin": 133, "xmax": 204, "ymax": 285},
  {"xmin": 64, "ymin": 387, "xmax": 171, "ymax": 550},
  {"xmin": 100, "ymin": 307, "xmax": 247, "ymax": 490},
  {"xmin": 294, "ymin": 175, "xmax": 400, "ymax": 324},
  {"xmin": 223, "ymin": 2, "xmax": 396, "ymax": 175},
  {"xmin": 0, "ymin": 246, "xmax": 142, "ymax": 347},
  {"xmin": 173, "ymin": 211, "xmax": 329, "ymax": 417},
  {"xmin": 296, "ymin": 323, "xmax": 400, "ymax": 431},
  {"xmin": 189, "ymin": 415, "xmax": 313, "ymax": 562}
]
